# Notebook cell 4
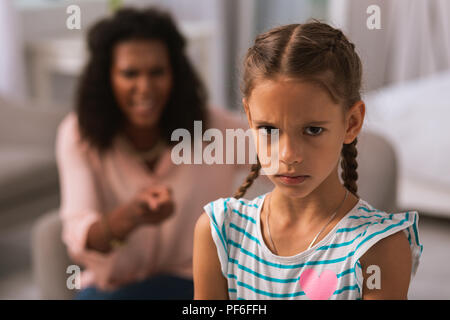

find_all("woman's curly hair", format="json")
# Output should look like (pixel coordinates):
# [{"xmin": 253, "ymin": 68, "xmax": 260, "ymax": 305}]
[{"xmin": 75, "ymin": 7, "xmax": 209, "ymax": 151}]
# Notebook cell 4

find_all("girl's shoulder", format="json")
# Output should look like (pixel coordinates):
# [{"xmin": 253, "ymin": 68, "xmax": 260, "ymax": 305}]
[
  {"xmin": 203, "ymin": 194, "xmax": 265, "ymax": 227},
  {"xmin": 201, "ymin": 194, "xmax": 265, "ymax": 277},
  {"xmin": 343, "ymin": 198, "xmax": 421, "ymax": 238},
  {"xmin": 339, "ymin": 198, "xmax": 423, "ymax": 276},
  {"xmin": 203, "ymin": 195, "xmax": 265, "ymax": 218}
]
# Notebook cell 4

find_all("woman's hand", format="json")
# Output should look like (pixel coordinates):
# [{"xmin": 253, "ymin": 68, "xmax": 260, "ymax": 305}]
[
  {"xmin": 133, "ymin": 185, "xmax": 175, "ymax": 225},
  {"xmin": 88, "ymin": 184, "xmax": 175, "ymax": 253}
]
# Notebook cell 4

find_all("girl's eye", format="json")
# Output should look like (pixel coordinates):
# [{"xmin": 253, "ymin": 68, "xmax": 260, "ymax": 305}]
[
  {"xmin": 257, "ymin": 126, "xmax": 278, "ymax": 135},
  {"xmin": 305, "ymin": 126, "xmax": 324, "ymax": 136}
]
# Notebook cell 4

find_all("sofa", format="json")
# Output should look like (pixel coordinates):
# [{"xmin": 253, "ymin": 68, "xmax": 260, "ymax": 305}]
[
  {"xmin": 0, "ymin": 96, "xmax": 69, "ymax": 298},
  {"xmin": 0, "ymin": 97, "xmax": 68, "ymax": 216}
]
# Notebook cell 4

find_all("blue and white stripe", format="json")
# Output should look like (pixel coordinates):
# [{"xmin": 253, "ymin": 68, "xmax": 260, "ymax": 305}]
[{"xmin": 204, "ymin": 194, "xmax": 422, "ymax": 300}]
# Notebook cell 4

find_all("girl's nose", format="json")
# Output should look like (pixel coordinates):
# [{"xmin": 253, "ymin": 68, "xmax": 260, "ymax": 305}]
[{"xmin": 279, "ymin": 136, "xmax": 303, "ymax": 165}]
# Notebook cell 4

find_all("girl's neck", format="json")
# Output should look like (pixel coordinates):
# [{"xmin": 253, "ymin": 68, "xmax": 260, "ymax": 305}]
[{"xmin": 270, "ymin": 170, "xmax": 355, "ymax": 228}]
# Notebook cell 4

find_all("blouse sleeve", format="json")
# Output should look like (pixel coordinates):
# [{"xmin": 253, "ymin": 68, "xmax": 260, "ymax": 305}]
[{"xmin": 55, "ymin": 113, "xmax": 120, "ymax": 290}]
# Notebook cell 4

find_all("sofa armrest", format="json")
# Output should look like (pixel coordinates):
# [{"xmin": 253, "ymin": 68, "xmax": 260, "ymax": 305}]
[{"xmin": 31, "ymin": 210, "xmax": 76, "ymax": 300}]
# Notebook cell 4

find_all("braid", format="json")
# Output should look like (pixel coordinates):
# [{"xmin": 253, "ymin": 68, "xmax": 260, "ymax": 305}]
[
  {"xmin": 329, "ymin": 29, "xmax": 344, "ymax": 52},
  {"xmin": 233, "ymin": 159, "xmax": 261, "ymax": 199},
  {"xmin": 341, "ymin": 138, "xmax": 359, "ymax": 197},
  {"xmin": 329, "ymin": 29, "xmax": 356, "ymax": 54}
]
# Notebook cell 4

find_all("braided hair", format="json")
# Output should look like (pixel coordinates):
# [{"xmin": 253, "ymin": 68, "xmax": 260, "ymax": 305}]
[
  {"xmin": 233, "ymin": 159, "xmax": 261, "ymax": 199},
  {"xmin": 341, "ymin": 138, "xmax": 359, "ymax": 197},
  {"xmin": 235, "ymin": 20, "xmax": 362, "ymax": 199}
]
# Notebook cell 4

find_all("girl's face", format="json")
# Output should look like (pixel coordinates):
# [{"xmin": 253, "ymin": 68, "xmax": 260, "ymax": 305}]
[
  {"xmin": 111, "ymin": 39, "xmax": 173, "ymax": 129},
  {"xmin": 244, "ymin": 77, "xmax": 364, "ymax": 198}
]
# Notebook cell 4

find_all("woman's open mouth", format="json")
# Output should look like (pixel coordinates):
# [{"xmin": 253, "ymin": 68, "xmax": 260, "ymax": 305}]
[{"xmin": 133, "ymin": 101, "xmax": 157, "ymax": 117}]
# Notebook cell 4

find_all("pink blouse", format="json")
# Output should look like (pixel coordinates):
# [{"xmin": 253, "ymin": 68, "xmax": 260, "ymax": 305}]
[{"xmin": 56, "ymin": 106, "xmax": 255, "ymax": 291}]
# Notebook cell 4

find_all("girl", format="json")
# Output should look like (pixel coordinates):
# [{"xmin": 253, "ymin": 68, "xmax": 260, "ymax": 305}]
[{"xmin": 193, "ymin": 21, "xmax": 422, "ymax": 300}]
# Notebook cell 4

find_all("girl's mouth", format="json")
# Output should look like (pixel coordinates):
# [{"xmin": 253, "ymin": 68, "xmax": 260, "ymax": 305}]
[{"xmin": 275, "ymin": 175, "xmax": 309, "ymax": 185}]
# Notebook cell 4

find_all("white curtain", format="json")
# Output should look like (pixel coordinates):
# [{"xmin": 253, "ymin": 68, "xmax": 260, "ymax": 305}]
[
  {"xmin": 220, "ymin": 0, "xmax": 328, "ymax": 109},
  {"xmin": 0, "ymin": 0, "xmax": 28, "ymax": 103},
  {"xmin": 384, "ymin": 0, "xmax": 450, "ymax": 83},
  {"xmin": 328, "ymin": 0, "xmax": 450, "ymax": 90}
]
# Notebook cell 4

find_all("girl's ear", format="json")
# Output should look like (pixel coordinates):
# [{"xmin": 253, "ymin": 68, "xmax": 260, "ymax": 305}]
[
  {"xmin": 344, "ymin": 100, "xmax": 365, "ymax": 144},
  {"xmin": 242, "ymin": 98, "xmax": 253, "ymax": 128}
]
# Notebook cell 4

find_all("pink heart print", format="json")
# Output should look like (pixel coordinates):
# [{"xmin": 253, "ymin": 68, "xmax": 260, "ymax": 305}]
[{"xmin": 299, "ymin": 269, "xmax": 338, "ymax": 300}]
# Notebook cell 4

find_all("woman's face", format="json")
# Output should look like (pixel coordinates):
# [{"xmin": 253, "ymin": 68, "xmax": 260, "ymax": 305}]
[
  {"xmin": 244, "ymin": 77, "xmax": 364, "ymax": 198},
  {"xmin": 111, "ymin": 39, "xmax": 173, "ymax": 129}
]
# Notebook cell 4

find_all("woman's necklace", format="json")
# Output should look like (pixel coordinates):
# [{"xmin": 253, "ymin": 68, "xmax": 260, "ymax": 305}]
[
  {"xmin": 121, "ymin": 135, "xmax": 167, "ymax": 163},
  {"xmin": 135, "ymin": 139, "xmax": 166, "ymax": 163},
  {"xmin": 265, "ymin": 189, "xmax": 349, "ymax": 255}
]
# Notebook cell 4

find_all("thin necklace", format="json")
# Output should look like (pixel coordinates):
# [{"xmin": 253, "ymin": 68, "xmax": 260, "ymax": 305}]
[{"xmin": 265, "ymin": 189, "xmax": 349, "ymax": 255}]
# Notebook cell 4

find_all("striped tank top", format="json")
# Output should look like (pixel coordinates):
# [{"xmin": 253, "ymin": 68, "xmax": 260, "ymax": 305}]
[{"xmin": 203, "ymin": 193, "xmax": 423, "ymax": 300}]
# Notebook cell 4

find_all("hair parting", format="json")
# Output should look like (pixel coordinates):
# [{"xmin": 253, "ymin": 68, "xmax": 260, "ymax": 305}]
[{"xmin": 235, "ymin": 20, "xmax": 362, "ymax": 198}]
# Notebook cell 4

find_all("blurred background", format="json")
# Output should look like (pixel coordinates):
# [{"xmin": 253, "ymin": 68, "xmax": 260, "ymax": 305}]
[{"xmin": 0, "ymin": 0, "xmax": 449, "ymax": 299}]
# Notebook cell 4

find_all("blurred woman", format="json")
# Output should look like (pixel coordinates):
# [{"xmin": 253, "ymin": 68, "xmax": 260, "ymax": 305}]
[{"xmin": 56, "ymin": 7, "xmax": 250, "ymax": 299}]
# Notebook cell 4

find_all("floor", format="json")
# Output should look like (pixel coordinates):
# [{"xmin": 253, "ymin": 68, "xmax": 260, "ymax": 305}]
[{"xmin": 1, "ymin": 198, "xmax": 450, "ymax": 299}]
